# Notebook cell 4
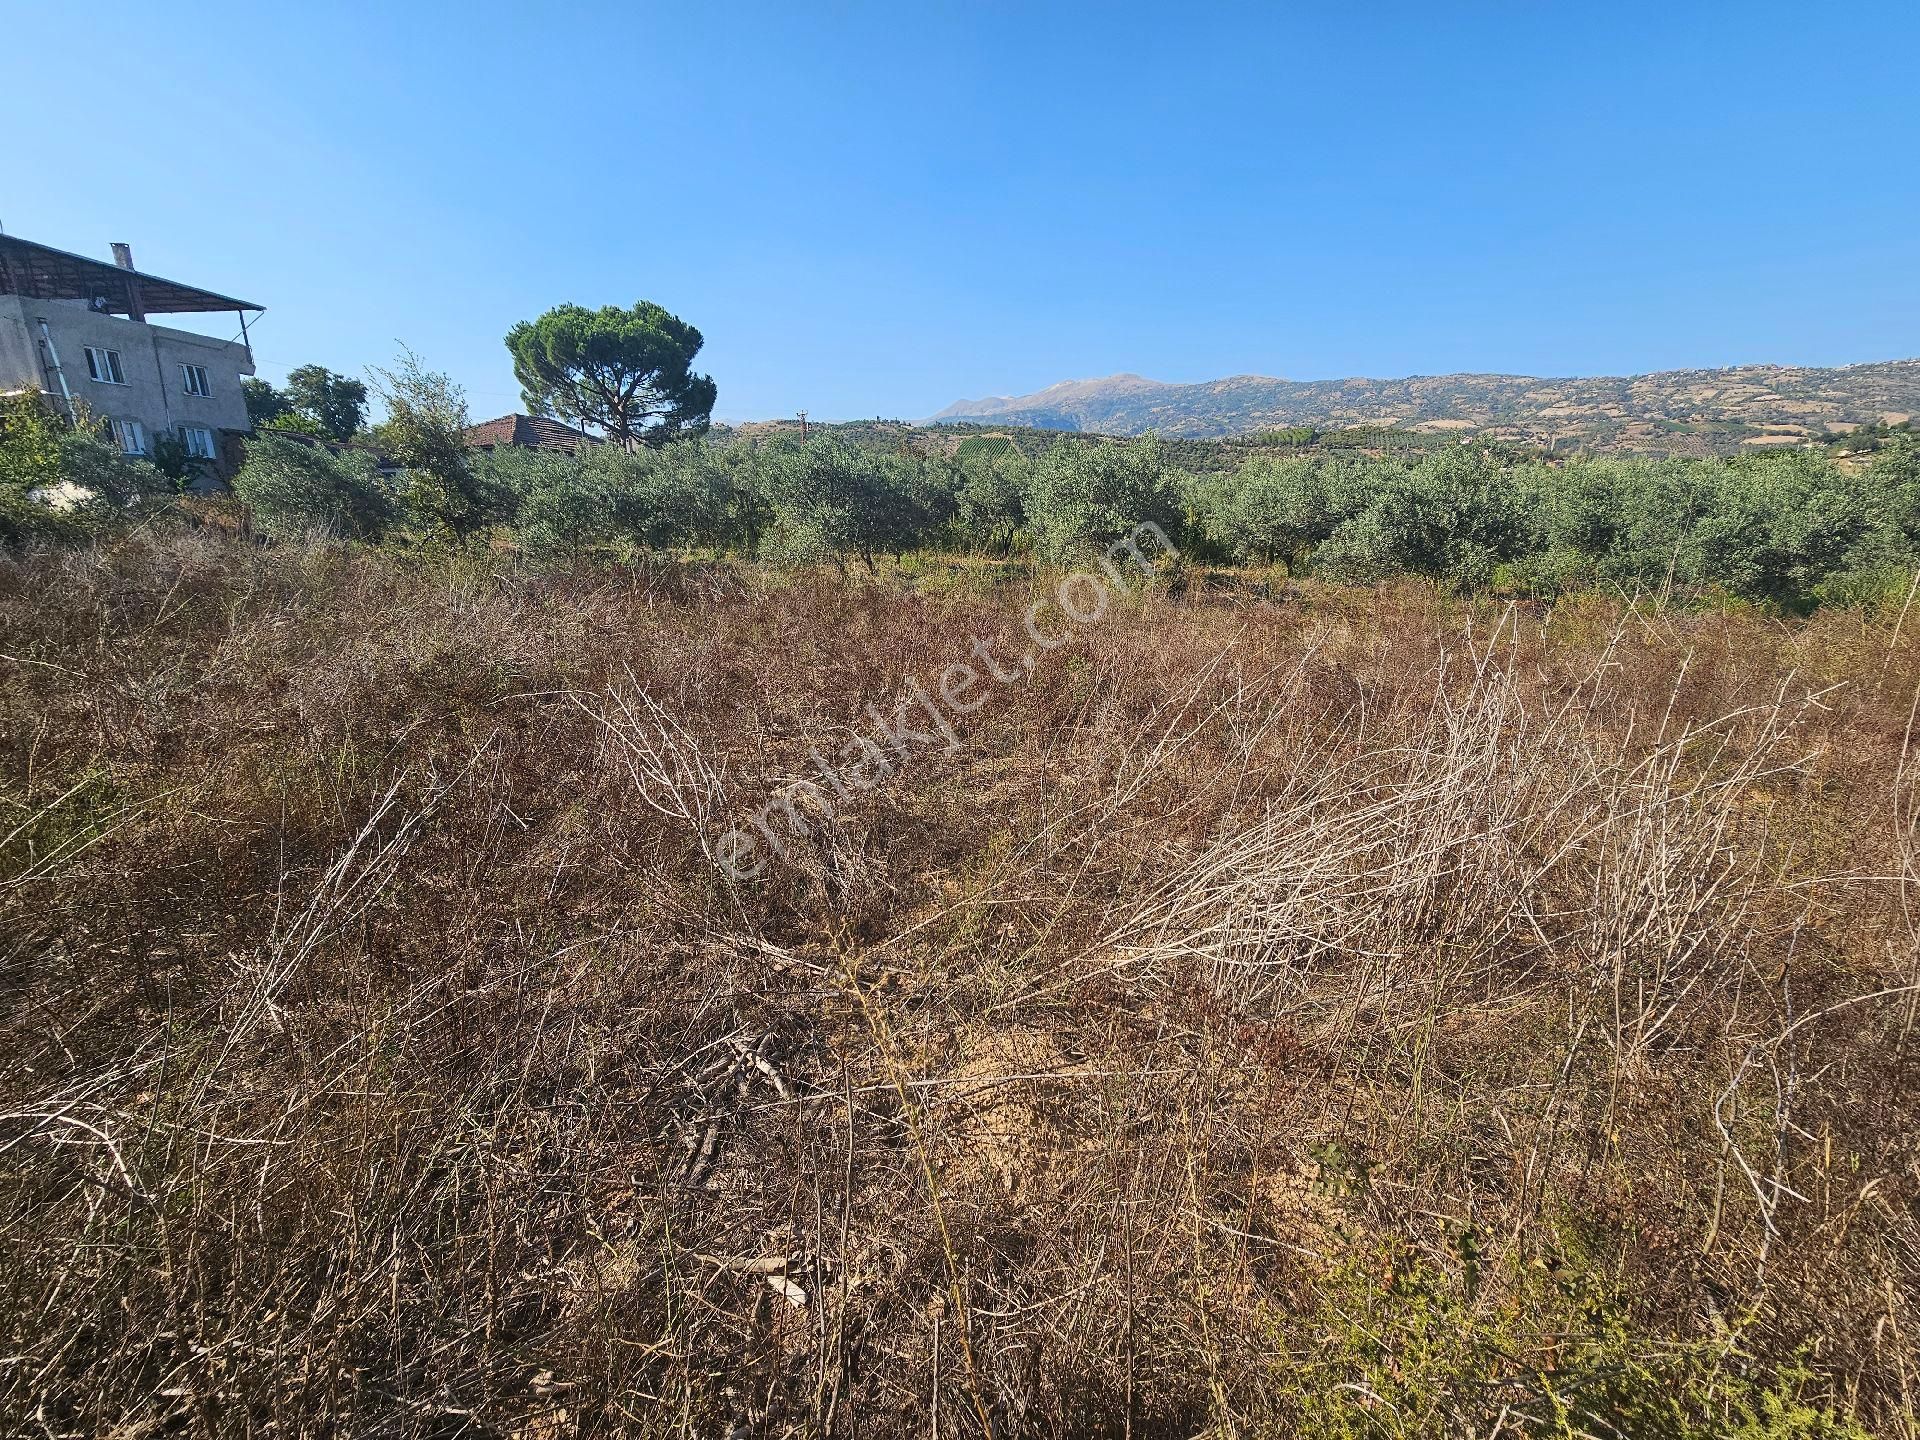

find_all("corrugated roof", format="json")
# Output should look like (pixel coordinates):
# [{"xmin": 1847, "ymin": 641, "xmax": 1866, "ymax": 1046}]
[{"xmin": 0, "ymin": 234, "xmax": 262, "ymax": 315}]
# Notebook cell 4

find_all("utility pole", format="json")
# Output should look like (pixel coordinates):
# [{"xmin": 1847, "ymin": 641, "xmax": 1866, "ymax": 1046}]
[{"xmin": 797, "ymin": 410, "xmax": 809, "ymax": 442}]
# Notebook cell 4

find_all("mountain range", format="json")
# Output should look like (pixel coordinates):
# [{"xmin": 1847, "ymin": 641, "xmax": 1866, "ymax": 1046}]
[{"xmin": 929, "ymin": 360, "xmax": 1920, "ymax": 455}]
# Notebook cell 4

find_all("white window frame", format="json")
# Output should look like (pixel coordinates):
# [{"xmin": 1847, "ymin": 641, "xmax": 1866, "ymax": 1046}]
[
  {"xmin": 181, "ymin": 425, "xmax": 217, "ymax": 460},
  {"xmin": 110, "ymin": 418, "xmax": 147, "ymax": 455},
  {"xmin": 85, "ymin": 346, "xmax": 127, "ymax": 385},
  {"xmin": 181, "ymin": 363, "xmax": 211, "ymax": 398}
]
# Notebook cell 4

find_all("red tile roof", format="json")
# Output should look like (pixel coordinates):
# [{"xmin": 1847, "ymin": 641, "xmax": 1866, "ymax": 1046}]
[{"xmin": 464, "ymin": 413, "xmax": 596, "ymax": 452}]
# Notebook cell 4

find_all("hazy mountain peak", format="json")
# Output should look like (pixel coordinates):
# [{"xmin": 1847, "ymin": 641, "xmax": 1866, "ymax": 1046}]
[
  {"xmin": 930, "ymin": 372, "xmax": 1169, "ymax": 424},
  {"xmin": 925, "ymin": 360, "xmax": 1920, "ymax": 454}
]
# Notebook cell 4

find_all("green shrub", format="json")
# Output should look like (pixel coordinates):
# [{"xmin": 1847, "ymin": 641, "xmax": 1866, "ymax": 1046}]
[
  {"xmin": 592, "ymin": 441, "xmax": 743, "ymax": 551},
  {"xmin": 1192, "ymin": 454, "xmax": 1340, "ymax": 564},
  {"xmin": 1, "ymin": 393, "xmax": 81, "ymax": 548},
  {"xmin": 231, "ymin": 434, "xmax": 392, "ymax": 541},
  {"xmin": 1313, "ymin": 448, "xmax": 1526, "ymax": 589},
  {"xmin": 369, "ymin": 351, "xmax": 505, "ymax": 539},
  {"xmin": 1024, "ymin": 435, "xmax": 1182, "ymax": 562},
  {"xmin": 475, "ymin": 446, "xmax": 611, "ymax": 558},
  {"xmin": 1682, "ymin": 451, "xmax": 1895, "ymax": 610},
  {"xmin": 0, "ymin": 394, "xmax": 171, "ymax": 547},
  {"xmin": 1256, "ymin": 1241, "xmax": 1870, "ymax": 1439},
  {"xmin": 953, "ymin": 445, "xmax": 1030, "ymax": 554},
  {"xmin": 754, "ymin": 436, "xmax": 928, "ymax": 567}
]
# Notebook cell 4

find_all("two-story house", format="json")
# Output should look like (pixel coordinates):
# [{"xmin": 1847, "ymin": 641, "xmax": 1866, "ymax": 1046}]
[{"xmin": 0, "ymin": 233, "xmax": 263, "ymax": 480}]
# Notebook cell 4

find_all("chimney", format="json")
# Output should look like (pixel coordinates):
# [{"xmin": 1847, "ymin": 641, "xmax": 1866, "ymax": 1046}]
[{"xmin": 111, "ymin": 242, "xmax": 146, "ymax": 321}]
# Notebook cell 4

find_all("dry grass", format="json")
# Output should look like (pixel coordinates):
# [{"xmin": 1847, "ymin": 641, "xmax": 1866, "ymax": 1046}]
[{"xmin": 2, "ymin": 529, "xmax": 1918, "ymax": 1437}]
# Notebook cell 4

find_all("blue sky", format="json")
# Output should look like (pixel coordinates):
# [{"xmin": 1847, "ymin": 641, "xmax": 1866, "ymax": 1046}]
[{"xmin": 10, "ymin": 1, "xmax": 1917, "ymax": 423}]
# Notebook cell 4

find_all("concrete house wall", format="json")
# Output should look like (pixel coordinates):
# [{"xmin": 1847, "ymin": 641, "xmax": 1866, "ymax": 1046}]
[{"xmin": 0, "ymin": 294, "xmax": 254, "ymax": 465}]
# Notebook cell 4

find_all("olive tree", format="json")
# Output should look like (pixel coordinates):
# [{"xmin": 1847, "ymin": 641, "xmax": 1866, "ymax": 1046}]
[
  {"xmin": 370, "ymin": 351, "xmax": 506, "ymax": 538},
  {"xmin": 753, "ymin": 437, "xmax": 923, "ymax": 569},
  {"xmin": 1023, "ymin": 437, "xmax": 1181, "ymax": 563},
  {"xmin": 231, "ymin": 434, "xmax": 391, "ymax": 541}
]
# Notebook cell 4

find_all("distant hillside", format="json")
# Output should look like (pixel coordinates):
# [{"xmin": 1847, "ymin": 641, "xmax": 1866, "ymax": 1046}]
[
  {"xmin": 717, "ymin": 416, "xmax": 1478, "ymax": 474},
  {"xmin": 930, "ymin": 360, "xmax": 1920, "ymax": 456}
]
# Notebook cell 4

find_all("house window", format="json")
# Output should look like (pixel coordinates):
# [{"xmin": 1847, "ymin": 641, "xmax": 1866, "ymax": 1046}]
[
  {"xmin": 181, "ymin": 364, "xmax": 211, "ymax": 397},
  {"xmin": 85, "ymin": 346, "xmax": 127, "ymax": 385},
  {"xmin": 181, "ymin": 425, "xmax": 217, "ymax": 460},
  {"xmin": 109, "ymin": 418, "xmax": 147, "ymax": 455}
]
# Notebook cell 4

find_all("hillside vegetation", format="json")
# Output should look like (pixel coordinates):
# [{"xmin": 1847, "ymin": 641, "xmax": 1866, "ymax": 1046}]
[
  {"xmin": 2, "ymin": 535, "xmax": 1918, "ymax": 1435},
  {"xmin": 931, "ymin": 360, "xmax": 1920, "ymax": 456},
  {"xmin": 216, "ymin": 415, "xmax": 1920, "ymax": 612},
  {"xmin": 19, "ymin": 375, "xmax": 1920, "ymax": 616}
]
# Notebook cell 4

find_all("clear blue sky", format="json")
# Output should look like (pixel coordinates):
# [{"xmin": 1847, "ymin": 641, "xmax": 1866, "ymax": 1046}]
[{"xmin": 10, "ymin": 1, "xmax": 1917, "ymax": 423}]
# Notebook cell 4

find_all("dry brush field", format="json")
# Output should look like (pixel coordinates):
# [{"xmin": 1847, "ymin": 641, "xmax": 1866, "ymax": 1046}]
[{"xmin": 3, "ymin": 531, "xmax": 1919, "ymax": 1437}]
